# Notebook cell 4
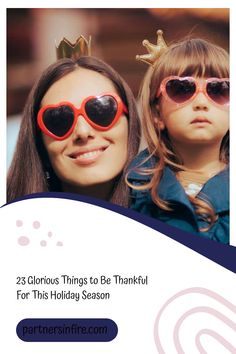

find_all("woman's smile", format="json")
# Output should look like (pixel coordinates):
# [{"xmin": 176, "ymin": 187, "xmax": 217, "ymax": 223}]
[{"xmin": 68, "ymin": 145, "xmax": 109, "ymax": 165}]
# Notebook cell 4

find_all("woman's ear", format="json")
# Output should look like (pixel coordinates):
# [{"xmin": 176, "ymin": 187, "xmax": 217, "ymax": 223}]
[{"xmin": 154, "ymin": 104, "xmax": 165, "ymax": 130}]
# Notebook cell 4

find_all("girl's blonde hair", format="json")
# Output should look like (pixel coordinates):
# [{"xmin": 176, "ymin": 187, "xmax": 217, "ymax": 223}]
[{"xmin": 136, "ymin": 38, "xmax": 229, "ymax": 230}]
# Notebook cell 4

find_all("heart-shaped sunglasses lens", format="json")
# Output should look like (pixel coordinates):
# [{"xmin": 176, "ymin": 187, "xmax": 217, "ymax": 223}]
[
  {"xmin": 42, "ymin": 105, "xmax": 74, "ymax": 137},
  {"xmin": 166, "ymin": 78, "xmax": 196, "ymax": 103},
  {"xmin": 85, "ymin": 95, "xmax": 118, "ymax": 127},
  {"xmin": 206, "ymin": 80, "xmax": 229, "ymax": 105}
]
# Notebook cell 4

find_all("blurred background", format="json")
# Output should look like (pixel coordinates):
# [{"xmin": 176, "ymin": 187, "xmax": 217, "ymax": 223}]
[{"xmin": 7, "ymin": 8, "xmax": 229, "ymax": 167}]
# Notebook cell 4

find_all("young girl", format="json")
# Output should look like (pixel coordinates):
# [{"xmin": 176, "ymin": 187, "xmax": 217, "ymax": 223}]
[
  {"xmin": 7, "ymin": 44, "xmax": 141, "ymax": 206},
  {"xmin": 127, "ymin": 33, "xmax": 229, "ymax": 244}
]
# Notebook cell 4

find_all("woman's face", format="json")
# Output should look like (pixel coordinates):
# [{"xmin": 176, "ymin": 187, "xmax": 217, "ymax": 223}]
[{"xmin": 40, "ymin": 68, "xmax": 128, "ymax": 192}]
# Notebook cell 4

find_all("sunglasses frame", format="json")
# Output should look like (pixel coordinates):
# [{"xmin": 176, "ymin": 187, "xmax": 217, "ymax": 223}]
[
  {"xmin": 37, "ymin": 92, "xmax": 128, "ymax": 141},
  {"xmin": 156, "ymin": 76, "xmax": 230, "ymax": 108}
]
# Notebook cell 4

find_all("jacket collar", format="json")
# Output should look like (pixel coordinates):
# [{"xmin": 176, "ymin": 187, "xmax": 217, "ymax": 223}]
[
  {"xmin": 157, "ymin": 166, "xmax": 196, "ymax": 213},
  {"xmin": 198, "ymin": 166, "xmax": 229, "ymax": 213},
  {"xmin": 128, "ymin": 149, "xmax": 195, "ymax": 214},
  {"xmin": 128, "ymin": 149, "xmax": 229, "ymax": 214}
]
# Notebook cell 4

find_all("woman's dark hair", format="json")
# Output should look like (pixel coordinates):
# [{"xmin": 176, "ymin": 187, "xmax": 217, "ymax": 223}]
[{"xmin": 7, "ymin": 57, "xmax": 141, "ymax": 206}]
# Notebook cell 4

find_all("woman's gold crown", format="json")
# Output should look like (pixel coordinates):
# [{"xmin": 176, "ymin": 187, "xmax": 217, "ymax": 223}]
[
  {"xmin": 136, "ymin": 30, "xmax": 168, "ymax": 66},
  {"xmin": 56, "ymin": 35, "xmax": 92, "ymax": 60}
]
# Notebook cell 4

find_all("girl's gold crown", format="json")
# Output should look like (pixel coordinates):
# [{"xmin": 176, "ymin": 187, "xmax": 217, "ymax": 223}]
[
  {"xmin": 56, "ymin": 35, "xmax": 92, "ymax": 60},
  {"xmin": 136, "ymin": 30, "xmax": 168, "ymax": 66}
]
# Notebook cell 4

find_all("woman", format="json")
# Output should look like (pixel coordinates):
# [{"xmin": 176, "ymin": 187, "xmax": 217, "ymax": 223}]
[{"xmin": 7, "ymin": 56, "xmax": 140, "ymax": 206}]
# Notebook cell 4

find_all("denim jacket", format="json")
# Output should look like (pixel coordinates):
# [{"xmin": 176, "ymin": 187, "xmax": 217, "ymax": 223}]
[{"xmin": 128, "ymin": 149, "xmax": 229, "ymax": 244}]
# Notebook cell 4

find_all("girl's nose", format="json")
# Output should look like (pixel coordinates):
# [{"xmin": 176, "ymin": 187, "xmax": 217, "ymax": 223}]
[
  {"xmin": 72, "ymin": 115, "xmax": 95, "ymax": 141},
  {"xmin": 192, "ymin": 92, "xmax": 210, "ymax": 111}
]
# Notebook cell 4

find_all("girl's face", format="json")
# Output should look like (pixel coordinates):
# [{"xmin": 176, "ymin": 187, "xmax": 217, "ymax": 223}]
[
  {"xmin": 40, "ymin": 68, "xmax": 128, "ymax": 192},
  {"xmin": 158, "ymin": 77, "xmax": 229, "ymax": 147}
]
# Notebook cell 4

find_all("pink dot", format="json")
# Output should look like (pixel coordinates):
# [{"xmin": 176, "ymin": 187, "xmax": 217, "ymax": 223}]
[
  {"xmin": 18, "ymin": 236, "xmax": 30, "ymax": 246},
  {"xmin": 33, "ymin": 221, "xmax": 41, "ymax": 229},
  {"xmin": 16, "ymin": 220, "xmax": 23, "ymax": 227},
  {"xmin": 40, "ymin": 240, "xmax": 47, "ymax": 247},
  {"xmin": 48, "ymin": 231, "xmax": 53, "ymax": 238},
  {"xmin": 56, "ymin": 241, "xmax": 63, "ymax": 247}
]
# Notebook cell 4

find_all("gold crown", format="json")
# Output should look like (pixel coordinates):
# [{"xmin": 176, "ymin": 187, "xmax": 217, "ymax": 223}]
[
  {"xmin": 136, "ymin": 30, "xmax": 168, "ymax": 66},
  {"xmin": 56, "ymin": 35, "xmax": 92, "ymax": 60}
]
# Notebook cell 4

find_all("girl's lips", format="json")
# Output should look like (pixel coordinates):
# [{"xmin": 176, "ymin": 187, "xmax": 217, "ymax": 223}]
[
  {"xmin": 191, "ymin": 117, "xmax": 211, "ymax": 124},
  {"xmin": 68, "ymin": 146, "xmax": 108, "ymax": 165}
]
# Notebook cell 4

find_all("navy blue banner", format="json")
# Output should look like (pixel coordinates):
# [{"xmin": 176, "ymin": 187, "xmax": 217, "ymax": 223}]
[{"xmin": 4, "ymin": 192, "xmax": 236, "ymax": 273}]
